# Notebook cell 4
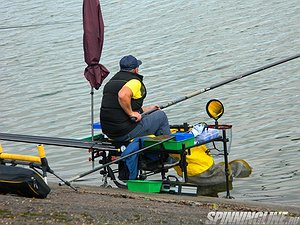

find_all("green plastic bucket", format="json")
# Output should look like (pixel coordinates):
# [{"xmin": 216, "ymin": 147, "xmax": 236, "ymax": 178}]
[{"xmin": 127, "ymin": 180, "xmax": 162, "ymax": 193}]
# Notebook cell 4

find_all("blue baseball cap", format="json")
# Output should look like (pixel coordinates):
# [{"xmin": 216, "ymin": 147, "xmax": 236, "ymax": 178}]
[{"xmin": 119, "ymin": 55, "xmax": 142, "ymax": 71}]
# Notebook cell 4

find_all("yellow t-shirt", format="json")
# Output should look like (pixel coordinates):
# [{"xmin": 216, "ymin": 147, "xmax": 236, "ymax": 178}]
[{"xmin": 124, "ymin": 79, "xmax": 142, "ymax": 99}]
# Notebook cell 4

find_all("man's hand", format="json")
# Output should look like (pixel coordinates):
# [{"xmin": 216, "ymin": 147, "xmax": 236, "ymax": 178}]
[
  {"xmin": 142, "ymin": 104, "xmax": 160, "ymax": 112},
  {"xmin": 130, "ymin": 111, "xmax": 142, "ymax": 122}
]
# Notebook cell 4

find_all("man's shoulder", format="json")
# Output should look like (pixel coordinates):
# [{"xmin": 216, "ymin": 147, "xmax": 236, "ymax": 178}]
[{"xmin": 125, "ymin": 79, "xmax": 141, "ymax": 90}]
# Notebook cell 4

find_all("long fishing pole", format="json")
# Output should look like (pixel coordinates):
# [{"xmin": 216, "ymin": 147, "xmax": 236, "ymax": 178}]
[
  {"xmin": 64, "ymin": 136, "xmax": 174, "ymax": 183},
  {"xmin": 0, "ymin": 132, "xmax": 116, "ymax": 151},
  {"xmin": 141, "ymin": 53, "xmax": 300, "ymax": 117}
]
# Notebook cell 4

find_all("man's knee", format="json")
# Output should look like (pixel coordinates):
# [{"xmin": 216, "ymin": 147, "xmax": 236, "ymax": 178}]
[{"xmin": 153, "ymin": 110, "xmax": 168, "ymax": 120}]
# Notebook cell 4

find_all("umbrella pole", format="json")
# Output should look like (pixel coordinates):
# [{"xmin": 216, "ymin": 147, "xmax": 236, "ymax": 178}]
[{"xmin": 90, "ymin": 86, "xmax": 95, "ymax": 169}]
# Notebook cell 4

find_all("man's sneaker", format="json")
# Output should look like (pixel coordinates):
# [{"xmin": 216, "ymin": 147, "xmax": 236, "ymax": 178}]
[{"xmin": 162, "ymin": 157, "xmax": 180, "ymax": 168}]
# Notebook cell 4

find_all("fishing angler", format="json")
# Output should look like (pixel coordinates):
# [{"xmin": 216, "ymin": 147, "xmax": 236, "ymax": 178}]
[
  {"xmin": 100, "ymin": 55, "xmax": 179, "ymax": 174},
  {"xmin": 100, "ymin": 55, "xmax": 170, "ymax": 141}
]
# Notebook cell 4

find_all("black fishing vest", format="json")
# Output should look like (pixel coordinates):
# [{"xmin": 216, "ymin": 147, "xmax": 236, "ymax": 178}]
[{"xmin": 100, "ymin": 71, "xmax": 147, "ymax": 138}]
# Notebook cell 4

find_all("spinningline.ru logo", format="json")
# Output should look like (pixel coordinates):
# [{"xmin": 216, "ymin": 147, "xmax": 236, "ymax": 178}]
[{"xmin": 205, "ymin": 211, "xmax": 300, "ymax": 225}]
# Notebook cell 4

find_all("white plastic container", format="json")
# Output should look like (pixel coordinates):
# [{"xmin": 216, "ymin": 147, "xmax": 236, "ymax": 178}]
[{"xmin": 195, "ymin": 128, "xmax": 220, "ymax": 143}]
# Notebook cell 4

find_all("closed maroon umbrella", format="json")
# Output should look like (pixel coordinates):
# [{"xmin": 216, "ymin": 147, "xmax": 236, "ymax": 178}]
[
  {"xmin": 83, "ymin": 0, "xmax": 109, "ymax": 146},
  {"xmin": 83, "ymin": 0, "xmax": 109, "ymax": 90}
]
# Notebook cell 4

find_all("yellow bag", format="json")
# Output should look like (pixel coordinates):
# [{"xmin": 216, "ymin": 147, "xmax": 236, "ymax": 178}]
[{"xmin": 171, "ymin": 145, "xmax": 214, "ymax": 177}]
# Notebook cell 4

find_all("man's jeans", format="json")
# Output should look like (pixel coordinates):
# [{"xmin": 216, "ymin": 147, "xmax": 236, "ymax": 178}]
[
  {"xmin": 113, "ymin": 110, "xmax": 171, "ymax": 142},
  {"xmin": 111, "ymin": 110, "xmax": 171, "ymax": 179}
]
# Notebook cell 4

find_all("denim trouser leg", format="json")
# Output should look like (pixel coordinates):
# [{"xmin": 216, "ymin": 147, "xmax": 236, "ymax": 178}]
[
  {"xmin": 113, "ymin": 110, "xmax": 171, "ymax": 142},
  {"xmin": 116, "ymin": 110, "xmax": 171, "ymax": 179},
  {"xmin": 129, "ymin": 110, "xmax": 171, "ymax": 138}
]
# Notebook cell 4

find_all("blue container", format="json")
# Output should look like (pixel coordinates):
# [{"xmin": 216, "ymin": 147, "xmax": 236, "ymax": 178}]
[
  {"xmin": 143, "ymin": 133, "xmax": 195, "ymax": 151},
  {"xmin": 171, "ymin": 132, "xmax": 194, "ymax": 141},
  {"xmin": 93, "ymin": 122, "xmax": 102, "ymax": 129}
]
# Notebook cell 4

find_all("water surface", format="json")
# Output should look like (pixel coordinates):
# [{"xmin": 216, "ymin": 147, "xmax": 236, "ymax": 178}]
[{"xmin": 0, "ymin": 0, "xmax": 299, "ymax": 206}]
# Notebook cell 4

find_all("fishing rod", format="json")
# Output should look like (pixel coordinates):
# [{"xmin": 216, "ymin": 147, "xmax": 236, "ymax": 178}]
[
  {"xmin": 139, "ymin": 53, "xmax": 300, "ymax": 118},
  {"xmin": 0, "ymin": 132, "xmax": 116, "ymax": 151},
  {"xmin": 64, "ymin": 136, "xmax": 174, "ymax": 183}
]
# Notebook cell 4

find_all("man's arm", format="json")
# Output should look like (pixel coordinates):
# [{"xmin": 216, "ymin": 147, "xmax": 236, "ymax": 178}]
[{"xmin": 118, "ymin": 86, "xmax": 142, "ymax": 121}]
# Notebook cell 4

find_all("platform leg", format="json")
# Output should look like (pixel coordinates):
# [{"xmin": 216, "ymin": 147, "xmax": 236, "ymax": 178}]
[{"xmin": 222, "ymin": 129, "xmax": 233, "ymax": 199}]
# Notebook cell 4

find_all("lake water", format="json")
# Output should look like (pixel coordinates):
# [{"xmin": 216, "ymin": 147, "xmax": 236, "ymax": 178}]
[{"xmin": 0, "ymin": 0, "xmax": 299, "ymax": 206}]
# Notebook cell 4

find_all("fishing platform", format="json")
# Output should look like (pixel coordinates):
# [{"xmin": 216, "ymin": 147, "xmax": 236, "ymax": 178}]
[{"xmin": 0, "ymin": 99, "xmax": 234, "ymax": 198}]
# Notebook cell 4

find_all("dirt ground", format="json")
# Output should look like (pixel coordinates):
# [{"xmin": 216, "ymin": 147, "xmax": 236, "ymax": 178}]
[{"xmin": 0, "ymin": 183, "xmax": 299, "ymax": 225}]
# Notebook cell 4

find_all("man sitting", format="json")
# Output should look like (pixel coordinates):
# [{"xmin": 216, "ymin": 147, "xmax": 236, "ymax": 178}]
[{"xmin": 100, "ymin": 55, "xmax": 178, "ymax": 179}]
